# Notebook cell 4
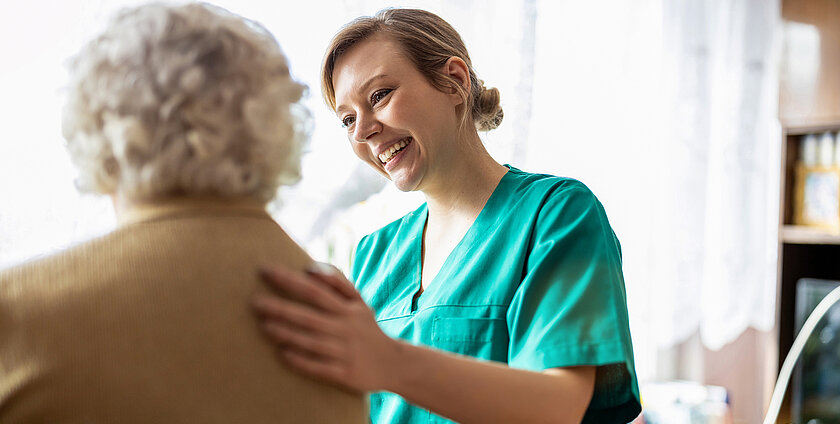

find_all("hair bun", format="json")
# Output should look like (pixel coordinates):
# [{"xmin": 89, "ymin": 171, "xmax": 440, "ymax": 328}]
[{"xmin": 474, "ymin": 83, "xmax": 503, "ymax": 131}]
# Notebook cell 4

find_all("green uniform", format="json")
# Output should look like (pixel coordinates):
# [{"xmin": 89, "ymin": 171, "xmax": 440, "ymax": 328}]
[{"xmin": 351, "ymin": 166, "xmax": 641, "ymax": 424}]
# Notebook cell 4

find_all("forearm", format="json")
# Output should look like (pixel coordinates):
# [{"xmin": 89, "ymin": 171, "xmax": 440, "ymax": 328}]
[
  {"xmin": 384, "ymin": 341, "xmax": 595, "ymax": 424},
  {"xmin": 253, "ymin": 266, "xmax": 596, "ymax": 422}
]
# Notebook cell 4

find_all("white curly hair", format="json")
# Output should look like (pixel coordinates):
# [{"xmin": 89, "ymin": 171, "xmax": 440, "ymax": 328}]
[{"xmin": 62, "ymin": 2, "xmax": 308, "ymax": 202}]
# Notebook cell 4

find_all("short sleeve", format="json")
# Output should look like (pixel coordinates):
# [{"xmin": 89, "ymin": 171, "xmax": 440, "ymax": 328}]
[
  {"xmin": 506, "ymin": 182, "xmax": 641, "ymax": 423},
  {"xmin": 350, "ymin": 235, "xmax": 370, "ymax": 286}
]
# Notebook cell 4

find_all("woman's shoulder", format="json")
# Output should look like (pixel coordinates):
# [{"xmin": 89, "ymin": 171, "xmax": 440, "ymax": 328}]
[
  {"xmin": 504, "ymin": 166, "xmax": 601, "ymax": 208},
  {"xmin": 503, "ymin": 166, "xmax": 617, "ymax": 248}
]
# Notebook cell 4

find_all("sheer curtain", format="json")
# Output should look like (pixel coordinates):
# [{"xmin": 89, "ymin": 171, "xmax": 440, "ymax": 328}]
[
  {"xmin": 656, "ymin": 0, "xmax": 781, "ymax": 351},
  {"xmin": 0, "ymin": 0, "xmax": 780, "ymax": 385}
]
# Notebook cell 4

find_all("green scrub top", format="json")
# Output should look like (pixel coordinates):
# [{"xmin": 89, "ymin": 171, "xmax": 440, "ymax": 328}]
[{"xmin": 351, "ymin": 166, "xmax": 641, "ymax": 424}]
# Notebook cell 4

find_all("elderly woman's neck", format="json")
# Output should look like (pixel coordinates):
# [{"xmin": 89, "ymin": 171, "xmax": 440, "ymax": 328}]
[{"xmin": 111, "ymin": 192, "xmax": 268, "ymax": 224}]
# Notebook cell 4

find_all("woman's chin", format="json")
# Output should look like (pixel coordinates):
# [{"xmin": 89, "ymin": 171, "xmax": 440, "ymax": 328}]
[{"xmin": 388, "ymin": 170, "xmax": 421, "ymax": 193}]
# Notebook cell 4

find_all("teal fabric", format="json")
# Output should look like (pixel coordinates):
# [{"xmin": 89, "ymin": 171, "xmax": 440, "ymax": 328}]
[{"xmin": 351, "ymin": 166, "xmax": 641, "ymax": 424}]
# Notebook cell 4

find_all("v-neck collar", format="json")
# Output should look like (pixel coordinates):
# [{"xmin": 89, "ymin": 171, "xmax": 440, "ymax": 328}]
[{"xmin": 408, "ymin": 166, "xmax": 514, "ymax": 312}]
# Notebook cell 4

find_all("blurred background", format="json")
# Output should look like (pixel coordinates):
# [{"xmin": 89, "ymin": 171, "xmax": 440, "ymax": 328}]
[{"xmin": 1, "ymin": 1, "xmax": 839, "ymax": 423}]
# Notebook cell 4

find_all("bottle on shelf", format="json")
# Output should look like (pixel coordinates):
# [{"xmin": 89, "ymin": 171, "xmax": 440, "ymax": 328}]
[
  {"xmin": 818, "ymin": 132, "xmax": 835, "ymax": 167},
  {"xmin": 793, "ymin": 132, "xmax": 840, "ymax": 232},
  {"xmin": 834, "ymin": 132, "xmax": 840, "ymax": 167},
  {"xmin": 801, "ymin": 133, "xmax": 819, "ymax": 166}
]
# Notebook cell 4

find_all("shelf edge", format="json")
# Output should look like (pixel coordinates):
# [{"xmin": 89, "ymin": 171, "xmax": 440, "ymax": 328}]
[{"xmin": 781, "ymin": 225, "xmax": 840, "ymax": 245}]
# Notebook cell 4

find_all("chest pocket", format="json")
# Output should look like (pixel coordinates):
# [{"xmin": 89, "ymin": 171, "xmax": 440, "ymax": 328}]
[{"xmin": 431, "ymin": 317, "xmax": 509, "ymax": 363}]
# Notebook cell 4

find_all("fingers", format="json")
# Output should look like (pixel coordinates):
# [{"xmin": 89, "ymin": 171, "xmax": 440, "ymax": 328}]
[
  {"xmin": 282, "ymin": 349, "xmax": 349, "ymax": 386},
  {"xmin": 252, "ymin": 295, "xmax": 340, "ymax": 335},
  {"xmin": 307, "ymin": 261, "xmax": 343, "ymax": 276},
  {"xmin": 304, "ymin": 264, "xmax": 363, "ymax": 301},
  {"xmin": 259, "ymin": 266, "xmax": 347, "ymax": 312},
  {"xmin": 263, "ymin": 322, "xmax": 345, "ymax": 359},
  {"xmin": 252, "ymin": 263, "xmax": 377, "ymax": 392}
]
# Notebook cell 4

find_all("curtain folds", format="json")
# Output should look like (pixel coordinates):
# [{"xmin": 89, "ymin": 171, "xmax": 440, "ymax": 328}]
[{"xmin": 659, "ymin": 0, "xmax": 781, "ymax": 351}]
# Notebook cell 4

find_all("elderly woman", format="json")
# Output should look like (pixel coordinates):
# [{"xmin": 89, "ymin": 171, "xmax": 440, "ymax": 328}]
[{"xmin": 0, "ymin": 3, "xmax": 366, "ymax": 423}]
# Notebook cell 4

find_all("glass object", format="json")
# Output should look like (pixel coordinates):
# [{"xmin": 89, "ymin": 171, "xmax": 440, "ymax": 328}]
[{"xmin": 793, "ymin": 278, "xmax": 840, "ymax": 424}]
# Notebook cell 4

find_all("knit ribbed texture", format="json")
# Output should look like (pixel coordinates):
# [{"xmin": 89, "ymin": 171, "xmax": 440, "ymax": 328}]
[{"xmin": 0, "ymin": 200, "xmax": 367, "ymax": 423}]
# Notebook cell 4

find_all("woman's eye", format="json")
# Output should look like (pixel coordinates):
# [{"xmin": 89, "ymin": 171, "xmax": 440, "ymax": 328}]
[
  {"xmin": 371, "ymin": 89, "xmax": 392, "ymax": 106},
  {"xmin": 341, "ymin": 116, "xmax": 355, "ymax": 129}
]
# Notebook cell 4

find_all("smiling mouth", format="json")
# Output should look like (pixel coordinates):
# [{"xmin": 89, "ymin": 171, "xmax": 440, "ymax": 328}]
[{"xmin": 378, "ymin": 137, "xmax": 412, "ymax": 164}]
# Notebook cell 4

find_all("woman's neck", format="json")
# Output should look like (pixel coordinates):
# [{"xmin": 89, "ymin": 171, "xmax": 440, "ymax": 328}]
[{"xmin": 422, "ymin": 133, "xmax": 508, "ymax": 223}]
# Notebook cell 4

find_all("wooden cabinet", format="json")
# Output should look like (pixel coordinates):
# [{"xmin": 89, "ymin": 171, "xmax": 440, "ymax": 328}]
[
  {"xmin": 776, "ymin": 1, "xmax": 840, "ymax": 421},
  {"xmin": 777, "ymin": 123, "xmax": 840, "ymax": 403}
]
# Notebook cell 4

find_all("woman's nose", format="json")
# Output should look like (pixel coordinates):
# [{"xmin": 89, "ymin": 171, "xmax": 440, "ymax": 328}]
[{"xmin": 353, "ymin": 112, "xmax": 381, "ymax": 143}]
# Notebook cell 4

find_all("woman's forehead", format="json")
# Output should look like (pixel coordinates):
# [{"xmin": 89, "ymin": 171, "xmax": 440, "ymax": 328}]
[
  {"xmin": 334, "ymin": 34, "xmax": 407, "ymax": 76},
  {"xmin": 333, "ymin": 37, "xmax": 414, "ymax": 100}
]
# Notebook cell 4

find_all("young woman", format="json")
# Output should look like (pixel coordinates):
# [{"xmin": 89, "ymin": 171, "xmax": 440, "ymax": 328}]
[{"xmin": 252, "ymin": 8, "xmax": 641, "ymax": 424}]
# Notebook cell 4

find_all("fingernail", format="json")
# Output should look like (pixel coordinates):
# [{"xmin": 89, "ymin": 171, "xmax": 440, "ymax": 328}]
[{"xmin": 305, "ymin": 261, "xmax": 336, "ymax": 275}]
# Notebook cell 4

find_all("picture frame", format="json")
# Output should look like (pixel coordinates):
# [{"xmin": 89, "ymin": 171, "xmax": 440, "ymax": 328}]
[{"xmin": 794, "ymin": 164, "xmax": 840, "ymax": 232}]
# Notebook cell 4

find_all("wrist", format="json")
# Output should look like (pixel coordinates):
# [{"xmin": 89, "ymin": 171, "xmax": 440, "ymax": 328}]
[{"xmin": 380, "ymin": 338, "xmax": 416, "ymax": 393}]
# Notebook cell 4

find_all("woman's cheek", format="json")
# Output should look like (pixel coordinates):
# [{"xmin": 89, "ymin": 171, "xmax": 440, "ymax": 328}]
[{"xmin": 350, "ymin": 143, "xmax": 369, "ymax": 162}]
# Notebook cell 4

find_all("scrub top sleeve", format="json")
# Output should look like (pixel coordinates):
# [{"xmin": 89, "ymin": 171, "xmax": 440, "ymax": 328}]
[
  {"xmin": 350, "ymin": 235, "xmax": 371, "ymax": 288},
  {"xmin": 506, "ymin": 182, "xmax": 640, "ymax": 419}
]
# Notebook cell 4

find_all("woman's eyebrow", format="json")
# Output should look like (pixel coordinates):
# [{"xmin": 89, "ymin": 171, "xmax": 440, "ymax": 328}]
[
  {"xmin": 358, "ymin": 74, "xmax": 388, "ymax": 93},
  {"xmin": 336, "ymin": 74, "xmax": 389, "ymax": 114}
]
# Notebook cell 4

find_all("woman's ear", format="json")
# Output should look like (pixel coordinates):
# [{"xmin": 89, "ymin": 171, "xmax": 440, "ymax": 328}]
[{"xmin": 444, "ymin": 56, "xmax": 470, "ymax": 106}]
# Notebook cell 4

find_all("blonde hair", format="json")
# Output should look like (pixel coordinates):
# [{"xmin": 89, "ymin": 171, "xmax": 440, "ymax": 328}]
[
  {"xmin": 63, "ymin": 2, "xmax": 308, "ymax": 202},
  {"xmin": 321, "ymin": 8, "xmax": 503, "ymax": 132}
]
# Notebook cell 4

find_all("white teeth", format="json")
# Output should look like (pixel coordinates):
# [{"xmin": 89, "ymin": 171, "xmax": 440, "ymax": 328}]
[{"xmin": 379, "ymin": 137, "xmax": 412, "ymax": 164}]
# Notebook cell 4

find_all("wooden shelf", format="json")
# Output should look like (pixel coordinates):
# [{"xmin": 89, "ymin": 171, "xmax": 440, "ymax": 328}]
[
  {"xmin": 782, "ymin": 120, "xmax": 840, "ymax": 136},
  {"xmin": 781, "ymin": 225, "xmax": 840, "ymax": 245}
]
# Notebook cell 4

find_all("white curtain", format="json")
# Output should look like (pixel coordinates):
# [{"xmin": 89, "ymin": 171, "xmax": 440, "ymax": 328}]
[
  {"xmin": 0, "ymin": 0, "xmax": 781, "ymax": 384},
  {"xmin": 656, "ymin": 0, "xmax": 781, "ymax": 351}
]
